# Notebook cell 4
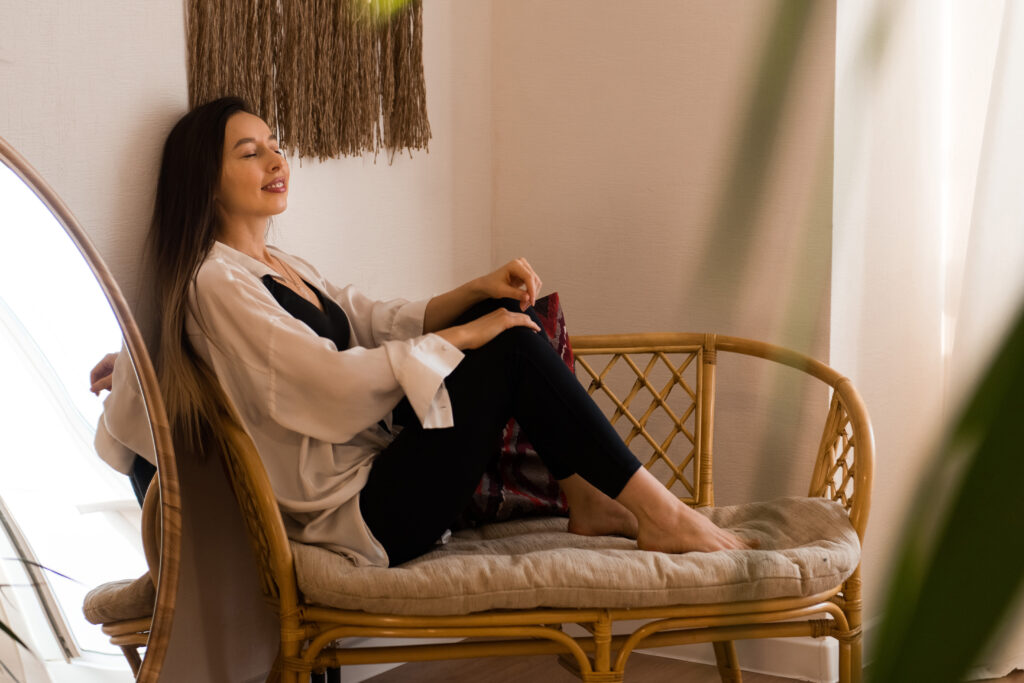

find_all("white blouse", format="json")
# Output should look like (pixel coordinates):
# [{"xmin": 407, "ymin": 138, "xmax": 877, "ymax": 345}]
[
  {"xmin": 99, "ymin": 241, "xmax": 465, "ymax": 567},
  {"xmin": 95, "ymin": 343, "xmax": 158, "ymax": 473}
]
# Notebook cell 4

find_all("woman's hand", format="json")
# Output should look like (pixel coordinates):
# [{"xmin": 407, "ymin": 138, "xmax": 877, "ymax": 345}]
[
  {"xmin": 435, "ymin": 308, "xmax": 540, "ymax": 350},
  {"xmin": 474, "ymin": 258, "xmax": 542, "ymax": 311},
  {"xmin": 423, "ymin": 257, "xmax": 543, "ymax": 333},
  {"xmin": 89, "ymin": 352, "xmax": 120, "ymax": 395}
]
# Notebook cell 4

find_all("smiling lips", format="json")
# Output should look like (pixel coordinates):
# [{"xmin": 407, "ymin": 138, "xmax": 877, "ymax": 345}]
[{"xmin": 262, "ymin": 178, "xmax": 287, "ymax": 193}]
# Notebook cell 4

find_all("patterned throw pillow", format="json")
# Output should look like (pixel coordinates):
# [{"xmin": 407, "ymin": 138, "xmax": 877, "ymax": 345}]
[{"xmin": 453, "ymin": 293, "xmax": 573, "ymax": 528}]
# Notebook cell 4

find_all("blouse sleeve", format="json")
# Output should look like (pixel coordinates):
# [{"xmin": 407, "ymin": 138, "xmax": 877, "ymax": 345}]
[
  {"xmin": 190, "ymin": 262, "xmax": 464, "ymax": 444},
  {"xmin": 94, "ymin": 344, "xmax": 157, "ymax": 473},
  {"xmin": 284, "ymin": 251, "xmax": 427, "ymax": 345}
]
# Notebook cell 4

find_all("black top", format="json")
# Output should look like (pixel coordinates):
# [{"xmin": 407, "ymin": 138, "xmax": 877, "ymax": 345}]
[
  {"xmin": 261, "ymin": 274, "xmax": 405, "ymax": 431},
  {"xmin": 261, "ymin": 274, "xmax": 351, "ymax": 350}
]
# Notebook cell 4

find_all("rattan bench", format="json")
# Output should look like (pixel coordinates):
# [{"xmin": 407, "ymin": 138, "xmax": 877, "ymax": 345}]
[
  {"xmin": 216, "ymin": 332, "xmax": 873, "ymax": 683},
  {"xmin": 82, "ymin": 477, "xmax": 161, "ymax": 676}
]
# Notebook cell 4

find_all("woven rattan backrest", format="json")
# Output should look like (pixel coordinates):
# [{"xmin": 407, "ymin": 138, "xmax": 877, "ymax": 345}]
[
  {"xmin": 217, "ymin": 421, "xmax": 300, "ymax": 610},
  {"xmin": 807, "ymin": 378, "xmax": 873, "ymax": 536},
  {"xmin": 572, "ymin": 333, "xmax": 716, "ymax": 507},
  {"xmin": 711, "ymin": 335, "xmax": 873, "ymax": 538},
  {"xmin": 572, "ymin": 333, "xmax": 874, "ymax": 539}
]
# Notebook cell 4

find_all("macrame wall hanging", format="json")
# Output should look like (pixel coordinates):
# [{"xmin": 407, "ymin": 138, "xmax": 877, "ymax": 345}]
[{"xmin": 186, "ymin": 0, "xmax": 430, "ymax": 160}]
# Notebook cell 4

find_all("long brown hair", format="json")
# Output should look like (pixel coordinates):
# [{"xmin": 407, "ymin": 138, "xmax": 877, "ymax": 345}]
[{"xmin": 148, "ymin": 96, "xmax": 249, "ymax": 455}]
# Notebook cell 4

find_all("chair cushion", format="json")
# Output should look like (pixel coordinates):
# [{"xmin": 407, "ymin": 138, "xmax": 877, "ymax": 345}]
[
  {"xmin": 292, "ymin": 496, "xmax": 860, "ymax": 616},
  {"xmin": 82, "ymin": 573, "xmax": 155, "ymax": 624}
]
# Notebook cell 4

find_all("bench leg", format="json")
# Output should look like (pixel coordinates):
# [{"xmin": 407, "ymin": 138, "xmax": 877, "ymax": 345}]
[
  {"xmin": 839, "ymin": 571, "xmax": 864, "ymax": 683},
  {"xmin": 712, "ymin": 641, "xmax": 743, "ymax": 683},
  {"xmin": 838, "ymin": 635, "xmax": 863, "ymax": 683},
  {"xmin": 851, "ymin": 634, "xmax": 863, "ymax": 683},
  {"xmin": 557, "ymin": 653, "xmax": 625, "ymax": 682},
  {"xmin": 120, "ymin": 646, "xmax": 142, "ymax": 676}
]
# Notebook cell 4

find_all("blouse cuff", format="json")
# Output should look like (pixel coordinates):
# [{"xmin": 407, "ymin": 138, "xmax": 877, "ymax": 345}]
[
  {"xmin": 95, "ymin": 350, "xmax": 157, "ymax": 470},
  {"xmin": 387, "ymin": 298, "xmax": 429, "ymax": 341},
  {"xmin": 387, "ymin": 333, "xmax": 464, "ymax": 429}
]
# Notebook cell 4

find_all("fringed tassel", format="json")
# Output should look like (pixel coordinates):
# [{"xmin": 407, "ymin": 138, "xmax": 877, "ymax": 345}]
[
  {"xmin": 381, "ymin": 0, "xmax": 430, "ymax": 154},
  {"xmin": 186, "ymin": 0, "xmax": 430, "ymax": 161}
]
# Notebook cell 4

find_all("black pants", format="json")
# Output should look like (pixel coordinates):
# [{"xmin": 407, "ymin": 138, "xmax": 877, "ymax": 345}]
[
  {"xmin": 359, "ymin": 298, "xmax": 642, "ymax": 566},
  {"xmin": 129, "ymin": 454, "xmax": 157, "ymax": 507}
]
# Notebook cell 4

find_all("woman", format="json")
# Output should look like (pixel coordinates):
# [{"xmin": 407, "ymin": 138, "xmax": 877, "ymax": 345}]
[{"xmin": 128, "ymin": 96, "xmax": 747, "ymax": 567}]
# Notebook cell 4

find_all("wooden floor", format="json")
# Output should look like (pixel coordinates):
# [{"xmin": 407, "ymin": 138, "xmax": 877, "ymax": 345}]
[
  {"xmin": 365, "ymin": 654, "xmax": 1024, "ymax": 683},
  {"xmin": 365, "ymin": 652, "xmax": 806, "ymax": 683}
]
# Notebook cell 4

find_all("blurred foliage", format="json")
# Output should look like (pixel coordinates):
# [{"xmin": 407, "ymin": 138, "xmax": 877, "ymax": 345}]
[{"xmin": 870, "ymin": 302, "xmax": 1024, "ymax": 682}]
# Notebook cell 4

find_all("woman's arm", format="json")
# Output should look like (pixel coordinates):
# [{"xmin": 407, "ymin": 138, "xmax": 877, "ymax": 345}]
[
  {"xmin": 423, "ymin": 258, "xmax": 543, "ymax": 333},
  {"xmin": 192, "ymin": 261, "xmax": 465, "ymax": 438}
]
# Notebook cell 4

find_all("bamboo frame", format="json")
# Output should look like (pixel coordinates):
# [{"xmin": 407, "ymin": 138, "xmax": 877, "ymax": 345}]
[
  {"xmin": 213, "ymin": 331, "xmax": 873, "ymax": 683},
  {"xmin": 0, "ymin": 135, "xmax": 181, "ymax": 683},
  {"xmin": 86, "ymin": 478, "xmax": 162, "ymax": 673}
]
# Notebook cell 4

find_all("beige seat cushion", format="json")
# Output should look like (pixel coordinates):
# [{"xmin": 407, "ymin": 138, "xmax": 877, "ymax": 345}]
[
  {"xmin": 82, "ymin": 573, "xmax": 155, "ymax": 625},
  {"xmin": 292, "ymin": 496, "xmax": 860, "ymax": 616}
]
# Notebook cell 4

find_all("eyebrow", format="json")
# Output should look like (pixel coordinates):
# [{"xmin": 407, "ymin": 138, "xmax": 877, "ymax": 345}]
[{"xmin": 231, "ymin": 134, "xmax": 278, "ymax": 150}]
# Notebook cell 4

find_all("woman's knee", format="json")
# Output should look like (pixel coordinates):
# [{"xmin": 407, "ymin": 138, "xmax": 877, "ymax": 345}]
[
  {"xmin": 486, "ymin": 321, "xmax": 550, "ymax": 359},
  {"xmin": 456, "ymin": 298, "xmax": 546, "ymax": 334},
  {"xmin": 454, "ymin": 297, "xmax": 518, "ymax": 325}
]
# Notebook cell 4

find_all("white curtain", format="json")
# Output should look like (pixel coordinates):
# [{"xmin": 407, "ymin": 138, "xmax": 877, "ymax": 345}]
[
  {"xmin": 948, "ymin": 1, "xmax": 1024, "ymax": 401},
  {"xmin": 952, "ymin": 1, "xmax": 1024, "ymax": 676},
  {"xmin": 834, "ymin": 0, "xmax": 1024, "ymax": 677}
]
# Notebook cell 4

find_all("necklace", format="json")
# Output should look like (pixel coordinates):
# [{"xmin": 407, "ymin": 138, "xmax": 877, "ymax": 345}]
[{"xmin": 262, "ymin": 252, "xmax": 322, "ymax": 310}]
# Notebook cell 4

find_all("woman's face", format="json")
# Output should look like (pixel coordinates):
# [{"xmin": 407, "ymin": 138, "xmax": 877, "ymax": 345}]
[{"xmin": 215, "ymin": 111, "xmax": 289, "ymax": 224}]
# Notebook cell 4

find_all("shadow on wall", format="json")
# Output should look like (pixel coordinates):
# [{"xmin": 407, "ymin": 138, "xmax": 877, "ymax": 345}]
[
  {"xmin": 685, "ymin": 0, "xmax": 836, "ymax": 504},
  {"xmin": 685, "ymin": 1, "xmax": 815, "ymax": 316}
]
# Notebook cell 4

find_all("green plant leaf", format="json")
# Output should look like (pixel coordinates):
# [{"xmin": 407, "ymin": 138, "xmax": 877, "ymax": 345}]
[{"xmin": 870, "ymin": 302, "xmax": 1024, "ymax": 683}]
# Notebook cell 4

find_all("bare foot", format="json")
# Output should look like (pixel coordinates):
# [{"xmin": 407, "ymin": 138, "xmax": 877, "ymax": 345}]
[
  {"xmin": 560, "ymin": 475, "xmax": 639, "ymax": 538},
  {"xmin": 568, "ymin": 501, "xmax": 639, "ymax": 538},
  {"xmin": 616, "ymin": 467, "xmax": 751, "ymax": 553},
  {"xmin": 636, "ymin": 504, "xmax": 748, "ymax": 553}
]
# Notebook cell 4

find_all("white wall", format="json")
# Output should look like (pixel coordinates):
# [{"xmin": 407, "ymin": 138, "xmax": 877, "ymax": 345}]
[
  {"xmin": 0, "ymin": 1, "xmax": 188, "ymax": 310},
  {"xmin": 491, "ymin": 0, "xmax": 836, "ymax": 507},
  {"xmin": 274, "ymin": 2, "xmax": 493, "ymax": 301},
  {"xmin": 5, "ymin": 1, "xmax": 856, "ymax": 680},
  {"xmin": 2, "ymin": 2, "xmax": 493, "ymax": 681},
  {"xmin": 0, "ymin": 1, "xmax": 492, "ymax": 316},
  {"xmin": 2, "ymin": 0, "xmax": 838, "ymax": 517}
]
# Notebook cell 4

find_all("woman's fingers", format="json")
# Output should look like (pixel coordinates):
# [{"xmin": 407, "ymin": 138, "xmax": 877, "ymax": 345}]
[
  {"xmin": 480, "ymin": 308, "xmax": 539, "ymax": 343},
  {"xmin": 517, "ymin": 258, "xmax": 542, "ymax": 308},
  {"xmin": 89, "ymin": 352, "xmax": 119, "ymax": 395},
  {"xmin": 440, "ymin": 308, "xmax": 541, "ymax": 350},
  {"xmin": 90, "ymin": 375, "xmax": 114, "ymax": 395},
  {"xmin": 500, "ymin": 258, "xmax": 542, "ymax": 309},
  {"xmin": 506, "ymin": 309, "xmax": 540, "ymax": 332}
]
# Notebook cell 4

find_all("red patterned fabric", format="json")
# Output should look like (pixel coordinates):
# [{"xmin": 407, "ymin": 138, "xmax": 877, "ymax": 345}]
[{"xmin": 453, "ymin": 293, "xmax": 572, "ymax": 528}]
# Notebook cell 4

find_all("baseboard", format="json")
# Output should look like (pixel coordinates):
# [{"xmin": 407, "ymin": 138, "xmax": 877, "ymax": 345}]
[
  {"xmin": 334, "ymin": 637, "xmax": 462, "ymax": 683},
  {"xmin": 637, "ymin": 633, "xmax": 838, "ymax": 683}
]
